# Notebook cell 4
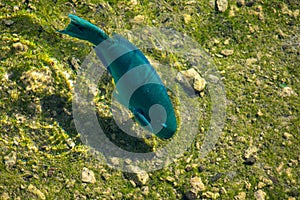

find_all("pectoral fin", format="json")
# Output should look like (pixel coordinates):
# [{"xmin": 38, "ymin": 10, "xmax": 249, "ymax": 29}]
[{"xmin": 132, "ymin": 108, "xmax": 153, "ymax": 132}]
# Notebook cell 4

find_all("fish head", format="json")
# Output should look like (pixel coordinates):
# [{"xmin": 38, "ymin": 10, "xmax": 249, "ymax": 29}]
[
  {"xmin": 132, "ymin": 104, "xmax": 177, "ymax": 139},
  {"xmin": 155, "ymin": 115, "xmax": 177, "ymax": 139}
]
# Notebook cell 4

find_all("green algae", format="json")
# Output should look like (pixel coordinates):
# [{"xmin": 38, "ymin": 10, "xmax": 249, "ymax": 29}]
[{"xmin": 0, "ymin": 0, "xmax": 299, "ymax": 199}]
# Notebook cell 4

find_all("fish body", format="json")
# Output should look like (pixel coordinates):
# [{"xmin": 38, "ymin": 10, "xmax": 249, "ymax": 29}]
[{"xmin": 59, "ymin": 14, "xmax": 177, "ymax": 139}]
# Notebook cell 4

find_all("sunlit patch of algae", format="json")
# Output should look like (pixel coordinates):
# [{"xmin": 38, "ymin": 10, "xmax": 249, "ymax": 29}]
[{"xmin": 0, "ymin": 0, "xmax": 299, "ymax": 199}]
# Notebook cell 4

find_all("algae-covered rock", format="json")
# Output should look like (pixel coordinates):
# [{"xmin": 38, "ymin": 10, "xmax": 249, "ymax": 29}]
[
  {"xmin": 125, "ymin": 165, "xmax": 149, "ymax": 186},
  {"xmin": 176, "ymin": 68, "xmax": 206, "ymax": 93}
]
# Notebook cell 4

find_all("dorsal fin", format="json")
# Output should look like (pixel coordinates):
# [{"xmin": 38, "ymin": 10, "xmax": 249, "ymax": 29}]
[
  {"xmin": 112, "ymin": 33, "xmax": 139, "ymax": 51},
  {"xmin": 111, "ymin": 34, "xmax": 150, "ymax": 65}
]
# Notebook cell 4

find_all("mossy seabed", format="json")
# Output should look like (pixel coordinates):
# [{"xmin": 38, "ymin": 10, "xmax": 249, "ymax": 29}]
[{"xmin": 0, "ymin": 0, "xmax": 299, "ymax": 199}]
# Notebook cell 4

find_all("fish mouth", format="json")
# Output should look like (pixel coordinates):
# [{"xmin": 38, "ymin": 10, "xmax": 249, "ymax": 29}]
[{"xmin": 156, "ymin": 124, "xmax": 177, "ymax": 139}]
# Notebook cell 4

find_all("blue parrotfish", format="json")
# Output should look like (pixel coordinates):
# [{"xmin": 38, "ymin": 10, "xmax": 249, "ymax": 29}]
[{"xmin": 58, "ymin": 14, "xmax": 177, "ymax": 139}]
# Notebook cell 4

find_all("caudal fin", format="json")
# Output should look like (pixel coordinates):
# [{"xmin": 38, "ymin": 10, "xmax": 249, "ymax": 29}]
[{"xmin": 58, "ymin": 14, "xmax": 109, "ymax": 45}]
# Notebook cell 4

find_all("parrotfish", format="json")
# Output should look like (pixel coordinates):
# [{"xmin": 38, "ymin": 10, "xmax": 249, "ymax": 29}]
[{"xmin": 58, "ymin": 14, "xmax": 177, "ymax": 139}]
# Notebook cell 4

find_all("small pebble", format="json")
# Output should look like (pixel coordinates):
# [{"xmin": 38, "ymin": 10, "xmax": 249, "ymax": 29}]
[
  {"xmin": 280, "ymin": 87, "xmax": 297, "ymax": 97},
  {"xmin": 3, "ymin": 19, "xmax": 14, "ymax": 26},
  {"xmin": 235, "ymin": 191, "xmax": 246, "ymax": 200},
  {"xmin": 236, "ymin": 0, "xmax": 245, "ymax": 7},
  {"xmin": 244, "ymin": 146, "xmax": 258, "ymax": 159},
  {"xmin": 141, "ymin": 186, "xmax": 149, "ymax": 195},
  {"xmin": 81, "ymin": 167, "xmax": 96, "ymax": 183},
  {"xmin": 69, "ymin": 57, "xmax": 80, "ymax": 70},
  {"xmin": 184, "ymin": 190, "xmax": 197, "ymax": 200},
  {"xmin": 246, "ymin": 58, "xmax": 258, "ymax": 66},
  {"xmin": 190, "ymin": 176, "xmax": 206, "ymax": 192},
  {"xmin": 125, "ymin": 166, "xmax": 149, "ymax": 186},
  {"xmin": 202, "ymin": 191, "xmax": 220, "ymax": 199},
  {"xmin": 131, "ymin": 15, "xmax": 145, "ymax": 24},
  {"xmin": 12, "ymin": 42, "xmax": 28, "ymax": 52},
  {"xmin": 183, "ymin": 14, "xmax": 192, "ymax": 24},
  {"xmin": 246, "ymin": 1, "xmax": 255, "ymax": 7},
  {"xmin": 27, "ymin": 184, "xmax": 46, "ymax": 200},
  {"xmin": 244, "ymin": 156, "xmax": 256, "ymax": 165},
  {"xmin": 177, "ymin": 68, "xmax": 206, "ymax": 92},
  {"xmin": 224, "ymin": 39, "xmax": 230, "ymax": 45},
  {"xmin": 257, "ymin": 110, "xmax": 263, "ymax": 117},
  {"xmin": 221, "ymin": 49, "xmax": 234, "ymax": 56},
  {"xmin": 257, "ymin": 182, "xmax": 266, "ymax": 189},
  {"xmin": 4, "ymin": 151, "xmax": 17, "ymax": 168},
  {"xmin": 0, "ymin": 192, "xmax": 10, "ymax": 200},
  {"xmin": 109, "ymin": 157, "xmax": 120, "ymax": 166},
  {"xmin": 216, "ymin": 0, "xmax": 228, "ymax": 12},
  {"xmin": 254, "ymin": 189, "xmax": 266, "ymax": 200},
  {"xmin": 66, "ymin": 138, "xmax": 75, "ymax": 148},
  {"xmin": 13, "ymin": 5, "xmax": 19, "ymax": 12}
]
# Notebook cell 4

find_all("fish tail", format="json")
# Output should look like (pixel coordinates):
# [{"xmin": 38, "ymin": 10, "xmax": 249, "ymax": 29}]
[{"xmin": 58, "ymin": 14, "xmax": 109, "ymax": 45}]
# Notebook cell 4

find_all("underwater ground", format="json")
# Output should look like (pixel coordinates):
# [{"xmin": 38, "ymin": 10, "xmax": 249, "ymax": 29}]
[{"xmin": 0, "ymin": 0, "xmax": 299, "ymax": 199}]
